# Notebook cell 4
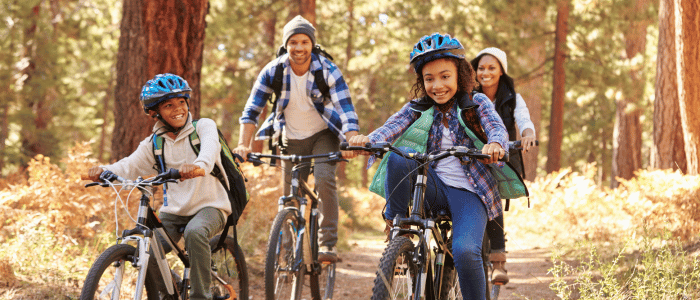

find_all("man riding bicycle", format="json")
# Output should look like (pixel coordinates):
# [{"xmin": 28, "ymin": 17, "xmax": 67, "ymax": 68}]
[{"xmin": 233, "ymin": 15, "xmax": 359, "ymax": 262}]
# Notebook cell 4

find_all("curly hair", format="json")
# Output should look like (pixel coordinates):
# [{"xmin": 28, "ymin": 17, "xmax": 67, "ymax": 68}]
[{"xmin": 410, "ymin": 57, "xmax": 477, "ymax": 100}]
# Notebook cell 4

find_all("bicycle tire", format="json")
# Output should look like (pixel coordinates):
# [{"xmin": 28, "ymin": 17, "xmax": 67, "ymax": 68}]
[
  {"xmin": 209, "ymin": 234, "xmax": 249, "ymax": 300},
  {"xmin": 371, "ymin": 236, "xmax": 418, "ymax": 300},
  {"xmin": 440, "ymin": 239, "xmax": 462, "ymax": 300},
  {"xmin": 80, "ymin": 244, "xmax": 159, "ymax": 300},
  {"xmin": 482, "ymin": 232, "xmax": 494, "ymax": 300},
  {"xmin": 264, "ymin": 209, "xmax": 304, "ymax": 300}
]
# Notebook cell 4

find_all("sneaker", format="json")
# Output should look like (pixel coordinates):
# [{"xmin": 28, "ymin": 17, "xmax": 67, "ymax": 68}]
[
  {"xmin": 318, "ymin": 246, "xmax": 339, "ymax": 263},
  {"xmin": 490, "ymin": 252, "xmax": 509, "ymax": 284}
]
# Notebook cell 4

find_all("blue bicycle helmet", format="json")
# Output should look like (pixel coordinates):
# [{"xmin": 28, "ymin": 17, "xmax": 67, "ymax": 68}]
[
  {"xmin": 409, "ymin": 33, "xmax": 466, "ymax": 73},
  {"xmin": 140, "ymin": 73, "xmax": 192, "ymax": 113}
]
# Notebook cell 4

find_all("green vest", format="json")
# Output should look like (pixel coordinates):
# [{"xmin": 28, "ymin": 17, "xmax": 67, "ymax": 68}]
[{"xmin": 368, "ymin": 106, "xmax": 528, "ymax": 200}]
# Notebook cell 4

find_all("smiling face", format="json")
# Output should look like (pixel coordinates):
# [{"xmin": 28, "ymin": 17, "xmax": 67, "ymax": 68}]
[
  {"xmin": 286, "ymin": 33, "xmax": 313, "ymax": 67},
  {"xmin": 421, "ymin": 58, "xmax": 459, "ymax": 104},
  {"xmin": 156, "ymin": 97, "xmax": 189, "ymax": 128},
  {"xmin": 476, "ymin": 54, "xmax": 503, "ymax": 89}
]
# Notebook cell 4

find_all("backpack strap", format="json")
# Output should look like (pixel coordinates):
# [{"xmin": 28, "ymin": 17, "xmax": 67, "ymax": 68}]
[
  {"xmin": 188, "ymin": 120, "xmax": 227, "ymax": 187},
  {"xmin": 152, "ymin": 133, "xmax": 169, "ymax": 206}
]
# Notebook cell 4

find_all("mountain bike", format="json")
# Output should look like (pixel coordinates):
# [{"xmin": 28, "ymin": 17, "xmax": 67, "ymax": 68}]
[
  {"xmin": 79, "ymin": 168, "xmax": 249, "ymax": 300},
  {"xmin": 341, "ymin": 142, "xmax": 511, "ymax": 300},
  {"xmin": 246, "ymin": 151, "xmax": 345, "ymax": 300}
]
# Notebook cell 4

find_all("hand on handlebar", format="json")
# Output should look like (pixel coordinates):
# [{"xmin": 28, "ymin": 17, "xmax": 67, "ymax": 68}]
[
  {"xmin": 232, "ymin": 145, "xmax": 251, "ymax": 163},
  {"xmin": 480, "ymin": 142, "xmax": 505, "ymax": 164},
  {"xmin": 520, "ymin": 135, "xmax": 537, "ymax": 152},
  {"xmin": 85, "ymin": 166, "xmax": 105, "ymax": 182},
  {"xmin": 178, "ymin": 164, "xmax": 205, "ymax": 180},
  {"xmin": 347, "ymin": 134, "xmax": 373, "ymax": 156}
]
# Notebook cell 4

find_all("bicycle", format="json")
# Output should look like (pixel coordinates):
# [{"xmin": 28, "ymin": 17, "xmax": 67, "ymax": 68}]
[
  {"xmin": 79, "ymin": 168, "xmax": 249, "ymax": 300},
  {"xmin": 246, "ymin": 151, "xmax": 345, "ymax": 300},
  {"xmin": 341, "ymin": 142, "xmax": 513, "ymax": 300}
]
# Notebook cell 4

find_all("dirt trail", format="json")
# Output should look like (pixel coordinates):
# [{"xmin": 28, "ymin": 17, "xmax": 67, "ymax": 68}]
[{"xmin": 246, "ymin": 231, "xmax": 558, "ymax": 299}]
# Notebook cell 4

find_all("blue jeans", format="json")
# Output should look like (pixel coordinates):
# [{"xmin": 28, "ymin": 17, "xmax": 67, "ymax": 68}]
[{"xmin": 384, "ymin": 147, "xmax": 488, "ymax": 299}]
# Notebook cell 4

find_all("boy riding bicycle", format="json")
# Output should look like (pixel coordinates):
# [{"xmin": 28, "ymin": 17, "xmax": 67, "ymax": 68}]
[{"xmin": 87, "ymin": 73, "xmax": 231, "ymax": 300}]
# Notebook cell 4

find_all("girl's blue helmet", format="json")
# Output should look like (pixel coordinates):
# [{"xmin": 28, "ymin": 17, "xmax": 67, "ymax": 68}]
[
  {"xmin": 140, "ymin": 73, "xmax": 192, "ymax": 113},
  {"xmin": 409, "ymin": 33, "xmax": 466, "ymax": 73}
]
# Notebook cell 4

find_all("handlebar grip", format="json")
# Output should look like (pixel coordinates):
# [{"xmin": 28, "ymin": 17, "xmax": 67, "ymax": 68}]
[
  {"xmin": 180, "ymin": 168, "xmax": 206, "ymax": 180},
  {"xmin": 340, "ymin": 142, "xmax": 349, "ymax": 150},
  {"xmin": 80, "ymin": 174, "xmax": 92, "ymax": 181}
]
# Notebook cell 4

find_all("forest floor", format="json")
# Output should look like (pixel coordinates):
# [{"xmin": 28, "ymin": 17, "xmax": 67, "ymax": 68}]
[{"xmin": 243, "ymin": 229, "xmax": 559, "ymax": 300}]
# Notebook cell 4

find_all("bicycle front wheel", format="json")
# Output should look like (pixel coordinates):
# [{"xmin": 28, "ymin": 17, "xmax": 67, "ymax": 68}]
[
  {"xmin": 264, "ymin": 209, "xmax": 304, "ymax": 300},
  {"xmin": 80, "ymin": 244, "xmax": 159, "ymax": 300},
  {"xmin": 371, "ymin": 236, "xmax": 418, "ymax": 300},
  {"xmin": 210, "ymin": 234, "xmax": 249, "ymax": 300}
]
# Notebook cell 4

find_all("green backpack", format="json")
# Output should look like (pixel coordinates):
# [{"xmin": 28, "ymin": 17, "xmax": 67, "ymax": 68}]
[{"xmin": 152, "ymin": 120, "xmax": 249, "ymax": 249}]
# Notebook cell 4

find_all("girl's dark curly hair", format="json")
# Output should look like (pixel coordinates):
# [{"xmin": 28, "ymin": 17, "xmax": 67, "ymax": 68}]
[{"xmin": 409, "ymin": 57, "xmax": 478, "ymax": 100}]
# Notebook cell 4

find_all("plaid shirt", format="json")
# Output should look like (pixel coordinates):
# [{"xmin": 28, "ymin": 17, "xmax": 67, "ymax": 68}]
[
  {"xmin": 367, "ymin": 93, "xmax": 508, "ymax": 220},
  {"xmin": 239, "ymin": 53, "xmax": 359, "ymax": 142}
]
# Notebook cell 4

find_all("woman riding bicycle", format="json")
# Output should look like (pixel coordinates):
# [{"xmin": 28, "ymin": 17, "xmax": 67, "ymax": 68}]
[
  {"xmin": 86, "ymin": 74, "xmax": 231, "ymax": 300},
  {"xmin": 471, "ymin": 47, "xmax": 537, "ymax": 285},
  {"xmin": 348, "ymin": 33, "xmax": 508, "ymax": 299}
]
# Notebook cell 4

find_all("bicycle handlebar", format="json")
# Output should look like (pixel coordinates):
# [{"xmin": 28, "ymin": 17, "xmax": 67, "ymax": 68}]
[
  {"xmin": 246, "ymin": 151, "xmax": 346, "ymax": 166},
  {"xmin": 81, "ymin": 168, "xmax": 205, "ymax": 188},
  {"xmin": 340, "ymin": 142, "xmax": 508, "ymax": 162}
]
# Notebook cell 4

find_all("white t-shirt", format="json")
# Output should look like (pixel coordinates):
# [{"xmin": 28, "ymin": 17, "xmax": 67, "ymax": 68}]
[
  {"xmin": 435, "ymin": 124, "xmax": 476, "ymax": 192},
  {"xmin": 283, "ymin": 70, "xmax": 328, "ymax": 140}
]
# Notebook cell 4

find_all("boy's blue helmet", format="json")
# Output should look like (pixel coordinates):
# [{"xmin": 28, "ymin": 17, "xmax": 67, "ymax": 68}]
[
  {"xmin": 140, "ymin": 73, "xmax": 192, "ymax": 113},
  {"xmin": 409, "ymin": 33, "xmax": 466, "ymax": 73}
]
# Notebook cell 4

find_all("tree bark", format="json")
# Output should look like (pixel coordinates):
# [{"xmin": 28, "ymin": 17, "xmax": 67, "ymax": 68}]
[
  {"xmin": 652, "ymin": 0, "xmax": 686, "ymax": 172},
  {"xmin": 545, "ymin": 0, "xmax": 569, "ymax": 174},
  {"xmin": 675, "ymin": 0, "xmax": 700, "ymax": 175},
  {"xmin": 111, "ymin": 0, "xmax": 208, "ymax": 160},
  {"xmin": 299, "ymin": 0, "xmax": 316, "ymax": 26},
  {"xmin": 611, "ymin": 0, "xmax": 650, "ymax": 187}
]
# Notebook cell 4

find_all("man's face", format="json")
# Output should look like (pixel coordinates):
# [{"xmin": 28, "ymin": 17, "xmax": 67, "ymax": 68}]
[{"xmin": 286, "ymin": 33, "xmax": 313, "ymax": 67}]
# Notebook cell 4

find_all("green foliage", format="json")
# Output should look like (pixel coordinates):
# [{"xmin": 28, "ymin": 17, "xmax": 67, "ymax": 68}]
[{"xmin": 550, "ymin": 234, "xmax": 700, "ymax": 299}]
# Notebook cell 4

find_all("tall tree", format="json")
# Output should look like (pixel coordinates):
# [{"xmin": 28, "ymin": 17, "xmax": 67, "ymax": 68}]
[
  {"xmin": 111, "ymin": 0, "xmax": 209, "ymax": 160},
  {"xmin": 546, "ymin": 0, "xmax": 570, "ymax": 174},
  {"xmin": 652, "ymin": 0, "xmax": 686, "ymax": 172},
  {"xmin": 675, "ymin": 0, "xmax": 700, "ymax": 175},
  {"xmin": 611, "ymin": 0, "xmax": 651, "ymax": 187}
]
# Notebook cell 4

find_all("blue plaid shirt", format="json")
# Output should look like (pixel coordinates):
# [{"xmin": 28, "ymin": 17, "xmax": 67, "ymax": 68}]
[
  {"xmin": 239, "ymin": 53, "xmax": 359, "ymax": 142},
  {"xmin": 367, "ymin": 93, "xmax": 508, "ymax": 220}
]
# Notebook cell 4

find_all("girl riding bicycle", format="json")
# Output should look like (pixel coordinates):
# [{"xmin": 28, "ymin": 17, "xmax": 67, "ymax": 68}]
[
  {"xmin": 86, "ymin": 74, "xmax": 231, "ymax": 300},
  {"xmin": 348, "ymin": 33, "xmax": 508, "ymax": 299}
]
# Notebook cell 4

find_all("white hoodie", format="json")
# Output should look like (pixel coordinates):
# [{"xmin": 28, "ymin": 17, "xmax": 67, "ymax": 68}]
[{"xmin": 101, "ymin": 114, "xmax": 231, "ymax": 217}]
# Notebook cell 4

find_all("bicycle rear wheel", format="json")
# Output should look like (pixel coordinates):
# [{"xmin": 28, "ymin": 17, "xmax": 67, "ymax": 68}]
[
  {"xmin": 80, "ymin": 244, "xmax": 159, "ymax": 300},
  {"xmin": 309, "ymin": 211, "xmax": 335, "ymax": 300},
  {"xmin": 440, "ymin": 239, "xmax": 462, "ymax": 300},
  {"xmin": 264, "ymin": 209, "xmax": 304, "ymax": 300},
  {"xmin": 371, "ymin": 236, "xmax": 418, "ymax": 300},
  {"xmin": 209, "ymin": 234, "xmax": 249, "ymax": 300}
]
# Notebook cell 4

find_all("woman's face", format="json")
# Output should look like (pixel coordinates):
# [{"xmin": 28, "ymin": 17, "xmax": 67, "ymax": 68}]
[
  {"xmin": 421, "ymin": 58, "xmax": 459, "ymax": 104},
  {"xmin": 476, "ymin": 55, "xmax": 503, "ymax": 89}
]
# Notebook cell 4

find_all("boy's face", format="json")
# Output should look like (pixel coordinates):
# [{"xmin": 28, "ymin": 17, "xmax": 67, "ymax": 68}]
[
  {"xmin": 156, "ymin": 97, "xmax": 188, "ymax": 128},
  {"xmin": 422, "ymin": 58, "xmax": 458, "ymax": 104}
]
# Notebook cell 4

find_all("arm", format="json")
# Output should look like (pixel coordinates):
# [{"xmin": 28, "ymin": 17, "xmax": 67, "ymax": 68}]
[
  {"xmin": 191, "ymin": 119, "xmax": 222, "ymax": 173},
  {"xmin": 324, "ymin": 61, "xmax": 360, "ymax": 136},
  {"xmin": 89, "ymin": 137, "xmax": 157, "ymax": 180},
  {"xmin": 514, "ymin": 94, "xmax": 537, "ymax": 152},
  {"xmin": 474, "ymin": 93, "xmax": 508, "ymax": 164},
  {"xmin": 233, "ymin": 123, "xmax": 256, "ymax": 162},
  {"xmin": 239, "ymin": 60, "xmax": 278, "ymax": 126}
]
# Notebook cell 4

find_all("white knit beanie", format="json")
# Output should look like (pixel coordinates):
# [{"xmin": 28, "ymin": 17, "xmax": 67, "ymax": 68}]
[{"xmin": 476, "ymin": 47, "xmax": 508, "ymax": 74}]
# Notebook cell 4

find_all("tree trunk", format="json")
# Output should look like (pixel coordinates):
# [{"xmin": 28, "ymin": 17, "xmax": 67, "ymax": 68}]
[
  {"xmin": 545, "ymin": 0, "xmax": 569, "ymax": 174},
  {"xmin": 0, "ymin": 102, "xmax": 8, "ymax": 175},
  {"xmin": 111, "ymin": 0, "xmax": 208, "ymax": 160},
  {"xmin": 299, "ymin": 0, "xmax": 316, "ymax": 26},
  {"xmin": 612, "ymin": 0, "xmax": 650, "ymax": 187},
  {"xmin": 675, "ymin": 0, "xmax": 700, "ymax": 175},
  {"xmin": 514, "ymin": 4, "xmax": 546, "ymax": 181},
  {"xmin": 652, "ymin": 0, "xmax": 686, "ymax": 172}
]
